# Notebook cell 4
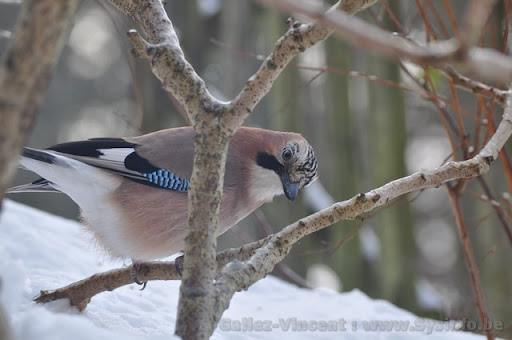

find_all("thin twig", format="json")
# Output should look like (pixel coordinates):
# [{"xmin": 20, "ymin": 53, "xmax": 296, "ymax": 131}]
[
  {"xmin": 444, "ymin": 67, "xmax": 509, "ymax": 106},
  {"xmin": 447, "ymin": 77, "xmax": 468, "ymax": 159},
  {"xmin": 415, "ymin": 0, "xmax": 437, "ymax": 41},
  {"xmin": 442, "ymin": 0, "xmax": 459, "ymax": 40},
  {"xmin": 424, "ymin": 69, "xmax": 460, "ymax": 155},
  {"xmin": 447, "ymin": 190, "xmax": 494, "ymax": 340},
  {"xmin": 380, "ymin": 0, "xmax": 404, "ymax": 33},
  {"xmin": 425, "ymin": 0, "xmax": 450, "ymax": 39},
  {"xmin": 475, "ymin": 177, "xmax": 512, "ymax": 246}
]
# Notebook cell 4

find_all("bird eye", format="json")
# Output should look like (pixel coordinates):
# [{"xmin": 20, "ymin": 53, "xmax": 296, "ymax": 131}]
[{"xmin": 282, "ymin": 149, "xmax": 292, "ymax": 161}]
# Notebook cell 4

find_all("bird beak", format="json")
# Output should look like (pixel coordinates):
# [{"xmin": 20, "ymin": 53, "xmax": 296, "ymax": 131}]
[{"xmin": 281, "ymin": 173, "xmax": 299, "ymax": 201}]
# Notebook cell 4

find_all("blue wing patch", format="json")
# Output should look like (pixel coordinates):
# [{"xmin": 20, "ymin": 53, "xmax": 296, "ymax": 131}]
[
  {"xmin": 123, "ymin": 150, "xmax": 190, "ymax": 192},
  {"xmin": 142, "ymin": 169, "xmax": 190, "ymax": 192}
]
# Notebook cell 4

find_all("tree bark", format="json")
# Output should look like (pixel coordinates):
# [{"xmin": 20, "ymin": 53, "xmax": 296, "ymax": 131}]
[{"xmin": 0, "ymin": 0, "xmax": 79, "ymax": 202}]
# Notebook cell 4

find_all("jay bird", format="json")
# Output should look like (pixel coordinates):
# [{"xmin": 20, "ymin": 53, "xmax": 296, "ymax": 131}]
[{"xmin": 8, "ymin": 127, "xmax": 318, "ymax": 262}]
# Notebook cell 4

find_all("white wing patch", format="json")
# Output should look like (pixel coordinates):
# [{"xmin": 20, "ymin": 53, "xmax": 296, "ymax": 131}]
[{"xmin": 98, "ymin": 148, "xmax": 135, "ymax": 162}]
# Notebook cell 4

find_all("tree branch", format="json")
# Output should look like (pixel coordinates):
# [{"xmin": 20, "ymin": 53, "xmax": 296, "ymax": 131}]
[
  {"xmin": 0, "ymin": 0, "xmax": 79, "ymax": 202},
  {"xmin": 444, "ymin": 67, "xmax": 509, "ymax": 106},
  {"xmin": 447, "ymin": 189, "xmax": 494, "ymax": 340},
  {"xmin": 260, "ymin": 0, "xmax": 512, "ymax": 84},
  {"xmin": 228, "ymin": 0, "xmax": 377, "ymax": 127},
  {"xmin": 108, "ymin": 0, "xmax": 215, "ymax": 124},
  {"xmin": 34, "ymin": 237, "xmax": 272, "ymax": 310}
]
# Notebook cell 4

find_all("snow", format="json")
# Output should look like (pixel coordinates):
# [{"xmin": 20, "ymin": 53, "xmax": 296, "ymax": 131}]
[{"xmin": 0, "ymin": 200, "xmax": 485, "ymax": 339}]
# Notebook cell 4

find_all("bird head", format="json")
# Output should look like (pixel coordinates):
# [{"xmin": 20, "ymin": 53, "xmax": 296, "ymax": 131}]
[{"xmin": 256, "ymin": 137, "xmax": 318, "ymax": 201}]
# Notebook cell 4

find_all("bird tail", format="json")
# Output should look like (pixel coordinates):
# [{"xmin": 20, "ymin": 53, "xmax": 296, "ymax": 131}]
[
  {"xmin": 7, "ymin": 178, "xmax": 59, "ymax": 194},
  {"xmin": 21, "ymin": 147, "xmax": 58, "ymax": 164},
  {"xmin": 7, "ymin": 147, "xmax": 63, "ymax": 194},
  {"xmin": 7, "ymin": 147, "xmax": 121, "ymax": 198}
]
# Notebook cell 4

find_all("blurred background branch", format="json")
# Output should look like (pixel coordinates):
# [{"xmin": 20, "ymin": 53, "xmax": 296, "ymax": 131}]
[
  {"xmin": 263, "ymin": 0, "xmax": 512, "ymax": 84},
  {"xmin": 0, "ymin": 0, "xmax": 79, "ymax": 338},
  {"xmin": 0, "ymin": 0, "xmax": 79, "ymax": 200}
]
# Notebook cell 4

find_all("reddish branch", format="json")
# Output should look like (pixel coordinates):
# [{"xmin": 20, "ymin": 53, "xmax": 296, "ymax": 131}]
[{"xmin": 447, "ymin": 189, "xmax": 494, "ymax": 340}]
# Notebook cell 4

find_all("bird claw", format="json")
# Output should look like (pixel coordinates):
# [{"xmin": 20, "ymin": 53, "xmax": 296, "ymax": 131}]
[
  {"xmin": 131, "ymin": 262, "xmax": 148, "ymax": 290},
  {"xmin": 175, "ymin": 255, "xmax": 184, "ymax": 276}
]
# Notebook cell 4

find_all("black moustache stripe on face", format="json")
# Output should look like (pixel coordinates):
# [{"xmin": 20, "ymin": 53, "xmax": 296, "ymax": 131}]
[{"xmin": 256, "ymin": 152, "xmax": 285, "ymax": 175}]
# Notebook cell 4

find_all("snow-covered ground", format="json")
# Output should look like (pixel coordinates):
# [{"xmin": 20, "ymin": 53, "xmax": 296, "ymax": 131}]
[{"xmin": 0, "ymin": 200, "xmax": 484, "ymax": 339}]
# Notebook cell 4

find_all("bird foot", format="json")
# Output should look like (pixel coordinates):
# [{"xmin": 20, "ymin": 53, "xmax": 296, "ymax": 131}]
[
  {"xmin": 131, "ymin": 262, "xmax": 147, "ymax": 290},
  {"xmin": 175, "ymin": 255, "xmax": 184, "ymax": 276}
]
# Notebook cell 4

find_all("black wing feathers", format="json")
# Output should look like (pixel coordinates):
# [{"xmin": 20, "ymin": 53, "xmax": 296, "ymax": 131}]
[
  {"xmin": 22, "ymin": 148, "xmax": 57, "ymax": 164},
  {"xmin": 124, "ymin": 152, "xmax": 160, "ymax": 173},
  {"xmin": 46, "ymin": 138, "xmax": 162, "ymax": 174},
  {"xmin": 47, "ymin": 138, "xmax": 136, "ymax": 157}
]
